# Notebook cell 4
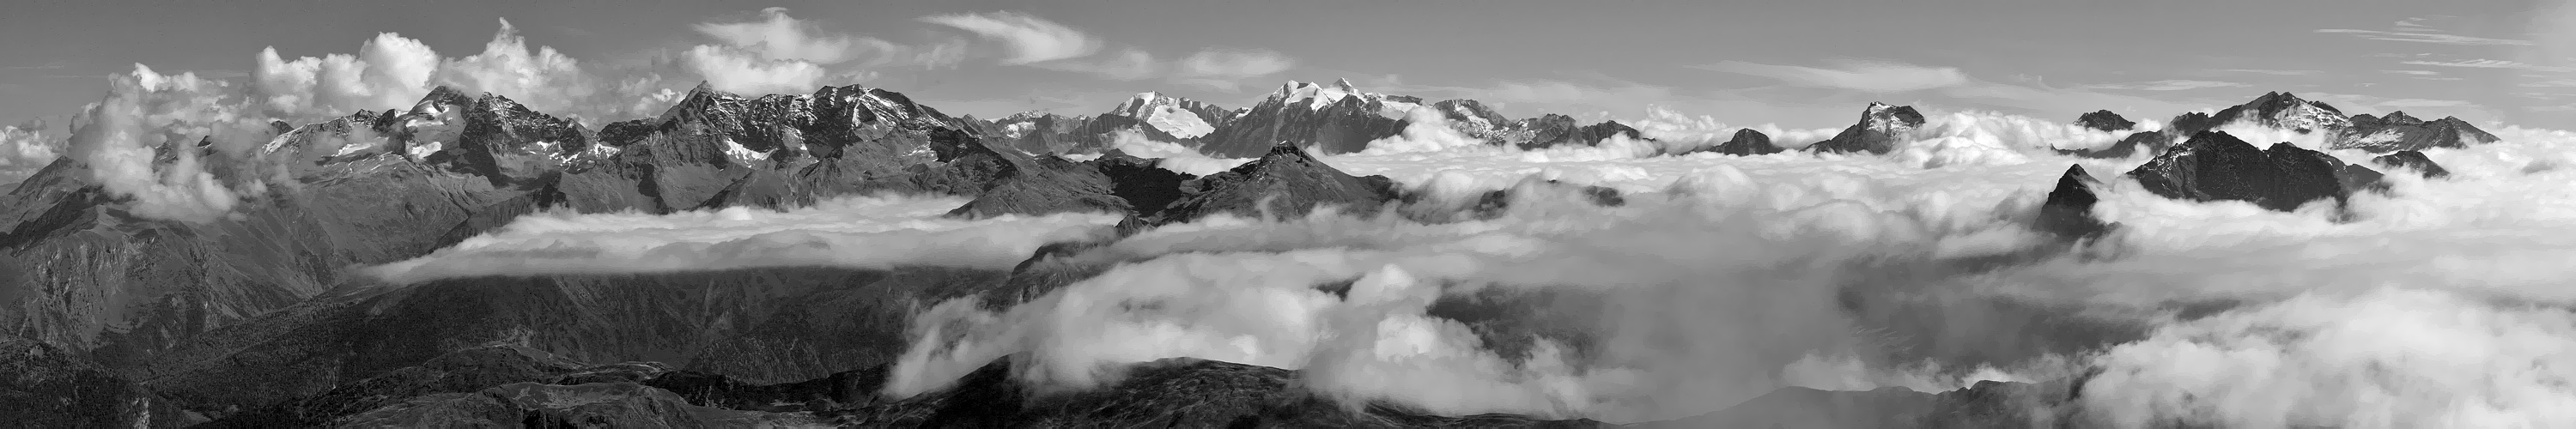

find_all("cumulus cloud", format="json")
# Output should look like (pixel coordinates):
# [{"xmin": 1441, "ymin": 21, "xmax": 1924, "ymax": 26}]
[
  {"xmin": 2079, "ymin": 288, "xmax": 2576, "ymax": 428},
  {"xmin": 1105, "ymin": 128, "xmax": 1248, "ymax": 175},
  {"xmin": 920, "ymin": 11, "xmax": 1102, "ymax": 65},
  {"xmin": 252, "ymin": 33, "xmax": 439, "ymax": 118},
  {"xmin": 66, "ymin": 65, "xmax": 270, "ymax": 222},
  {"xmin": 683, "ymin": 45, "xmax": 830, "ymax": 95},
  {"xmin": 1693, "ymin": 59, "xmax": 1971, "ymax": 93},
  {"xmin": 693, "ymin": 7, "xmax": 862, "ymax": 63},
  {"xmin": 1360, "ymin": 106, "xmax": 1493, "ymax": 155},
  {"xmin": 0, "ymin": 120, "xmax": 60, "ymax": 184},
  {"xmin": 249, "ymin": 19, "xmax": 686, "ymax": 123}
]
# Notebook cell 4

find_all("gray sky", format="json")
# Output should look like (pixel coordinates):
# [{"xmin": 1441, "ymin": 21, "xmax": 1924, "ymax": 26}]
[{"xmin": 1, "ymin": 0, "xmax": 2567, "ymax": 130}]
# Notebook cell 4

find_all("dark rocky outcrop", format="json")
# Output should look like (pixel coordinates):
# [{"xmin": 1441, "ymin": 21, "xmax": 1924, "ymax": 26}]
[
  {"xmin": 2055, "ymin": 130, "xmax": 2166, "ymax": 159},
  {"xmin": 1689, "ymin": 128, "xmax": 1785, "ymax": 156},
  {"xmin": 1090, "ymin": 154, "xmax": 1194, "ymax": 214},
  {"xmin": 940, "ymin": 134, "xmax": 1133, "ymax": 219},
  {"xmin": 1142, "ymin": 142, "xmax": 1400, "ymax": 225},
  {"xmin": 1807, "ymin": 102, "xmax": 1925, "ymax": 154},
  {"xmin": 2372, "ymin": 150, "xmax": 2451, "ymax": 178},
  {"xmin": 334, "ymin": 381, "xmax": 823, "ymax": 427},
  {"xmin": 2074, "ymin": 110, "xmax": 2136, "ymax": 132},
  {"xmin": 2328, "ymin": 111, "xmax": 2499, "ymax": 153},
  {"xmin": 2035, "ymin": 165, "xmax": 2112, "ymax": 239},
  {"xmin": 0, "ymin": 335, "xmax": 197, "ymax": 427},
  {"xmin": 2125, "ymin": 131, "xmax": 2366, "ymax": 211},
  {"xmin": 132, "ymin": 267, "xmax": 1007, "ymax": 420}
]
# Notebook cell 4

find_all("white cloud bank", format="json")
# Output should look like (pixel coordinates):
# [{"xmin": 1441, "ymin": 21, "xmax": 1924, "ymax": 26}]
[{"xmin": 365, "ymin": 195, "xmax": 1122, "ymax": 284}]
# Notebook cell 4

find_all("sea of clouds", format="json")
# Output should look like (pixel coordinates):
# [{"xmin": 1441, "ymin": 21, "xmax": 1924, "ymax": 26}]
[
  {"xmin": 352, "ymin": 100, "xmax": 2576, "ymax": 426},
  {"xmin": 9, "ymin": 7, "xmax": 2576, "ymax": 426}
]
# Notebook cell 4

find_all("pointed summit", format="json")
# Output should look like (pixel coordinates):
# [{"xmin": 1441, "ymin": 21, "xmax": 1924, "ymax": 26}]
[
  {"xmin": 2037, "ymin": 164, "xmax": 2111, "ymax": 239},
  {"xmin": 1333, "ymin": 78, "xmax": 1358, "ymax": 94},
  {"xmin": 1805, "ymin": 102, "xmax": 1925, "ymax": 154},
  {"xmin": 1146, "ymin": 138, "xmax": 1396, "ymax": 225}
]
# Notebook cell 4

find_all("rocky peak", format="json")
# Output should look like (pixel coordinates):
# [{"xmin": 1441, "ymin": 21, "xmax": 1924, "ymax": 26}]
[
  {"xmin": 2211, "ymin": 91, "xmax": 2350, "ymax": 133},
  {"xmin": 2126, "ymin": 131, "xmax": 2363, "ymax": 212},
  {"xmin": 1805, "ymin": 102, "xmax": 1925, "ymax": 154},
  {"xmin": 2326, "ymin": 112, "xmax": 2499, "ymax": 153},
  {"xmin": 1698, "ymin": 128, "xmax": 1785, "ymax": 156},
  {"xmin": 1145, "ymin": 140, "xmax": 1398, "ymax": 224},
  {"xmin": 2074, "ymin": 110, "xmax": 2136, "ymax": 132},
  {"xmin": 2380, "ymin": 111, "xmax": 2424, "ymax": 126},
  {"xmin": 2037, "ymin": 164, "xmax": 2111, "ymax": 239},
  {"xmin": 2371, "ymin": 150, "xmax": 2451, "ymax": 178}
]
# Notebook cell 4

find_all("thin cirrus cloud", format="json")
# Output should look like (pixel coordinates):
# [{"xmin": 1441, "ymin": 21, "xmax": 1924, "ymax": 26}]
[
  {"xmin": 2078, "ymin": 80, "xmax": 2251, "ymax": 91},
  {"xmin": 920, "ymin": 11, "xmax": 1297, "ymax": 90},
  {"xmin": 2313, "ymin": 25, "xmax": 2532, "ymax": 45},
  {"xmin": 920, "ymin": 11, "xmax": 1103, "ymax": 65},
  {"xmin": 1692, "ymin": 59, "xmax": 1970, "ymax": 93},
  {"xmin": 2216, "ymin": 69, "xmax": 2324, "ymax": 76}
]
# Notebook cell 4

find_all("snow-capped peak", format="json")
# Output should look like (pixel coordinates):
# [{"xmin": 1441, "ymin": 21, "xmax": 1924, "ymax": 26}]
[
  {"xmin": 1109, "ymin": 91, "xmax": 1215, "ymax": 139},
  {"xmin": 1267, "ymin": 78, "xmax": 1365, "ymax": 111}
]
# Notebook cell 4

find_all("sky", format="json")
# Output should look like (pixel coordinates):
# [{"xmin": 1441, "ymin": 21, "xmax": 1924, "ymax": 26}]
[{"xmin": 3, "ymin": 0, "xmax": 2573, "ymax": 134}]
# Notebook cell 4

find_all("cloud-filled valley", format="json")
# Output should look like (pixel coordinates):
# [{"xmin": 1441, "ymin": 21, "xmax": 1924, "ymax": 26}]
[{"xmin": 5, "ymin": 4, "xmax": 2576, "ymax": 428}]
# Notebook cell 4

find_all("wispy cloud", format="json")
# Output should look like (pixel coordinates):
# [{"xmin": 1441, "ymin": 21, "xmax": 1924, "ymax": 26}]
[
  {"xmin": 1690, "ymin": 59, "xmax": 1969, "ymax": 93},
  {"xmin": 2381, "ymin": 69, "xmax": 2442, "ymax": 76},
  {"xmin": 2079, "ymin": 80, "xmax": 2248, "ymax": 91},
  {"xmin": 2403, "ymin": 58, "xmax": 2534, "ymax": 69},
  {"xmin": 1032, "ymin": 48, "xmax": 1161, "ymax": 81},
  {"xmin": 2314, "ymin": 28, "xmax": 2531, "ymax": 45},
  {"xmin": 915, "ymin": 11, "xmax": 1294, "ymax": 90},
  {"xmin": 2216, "ymin": 69, "xmax": 2324, "ymax": 76},
  {"xmin": 920, "ymin": 11, "xmax": 1103, "ymax": 65}
]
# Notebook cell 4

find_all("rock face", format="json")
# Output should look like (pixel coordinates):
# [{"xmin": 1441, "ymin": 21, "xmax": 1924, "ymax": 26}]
[
  {"xmin": 2329, "ymin": 111, "xmax": 2499, "ymax": 153},
  {"xmin": 2074, "ymin": 110, "xmax": 2136, "ymax": 132},
  {"xmin": 1432, "ymin": 99, "xmax": 1516, "ymax": 144},
  {"xmin": 2057, "ymin": 130, "xmax": 2167, "ymax": 159},
  {"xmin": 1807, "ymin": 102, "xmax": 1925, "ymax": 154},
  {"xmin": 1200, "ymin": 79, "xmax": 1413, "ymax": 157},
  {"xmin": 2125, "ymin": 131, "xmax": 2371, "ymax": 211},
  {"xmin": 137, "ymin": 267, "xmax": 1008, "ymax": 419},
  {"xmin": 1143, "ymin": 142, "xmax": 1400, "ymax": 225},
  {"xmin": 1697, "ymin": 128, "xmax": 1786, "ymax": 155},
  {"xmin": 0, "ymin": 335, "xmax": 195, "ymax": 427},
  {"xmin": 583, "ymin": 82, "xmax": 983, "ymax": 213},
  {"xmin": 2372, "ymin": 150, "xmax": 2451, "ymax": 178},
  {"xmin": 2036, "ymin": 165, "xmax": 2112, "ymax": 239},
  {"xmin": 940, "ymin": 138, "xmax": 1133, "ymax": 219}
]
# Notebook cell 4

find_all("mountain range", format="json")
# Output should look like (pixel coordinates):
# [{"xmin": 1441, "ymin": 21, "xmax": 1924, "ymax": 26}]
[{"xmin": 0, "ymin": 78, "xmax": 2500, "ymax": 427}]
